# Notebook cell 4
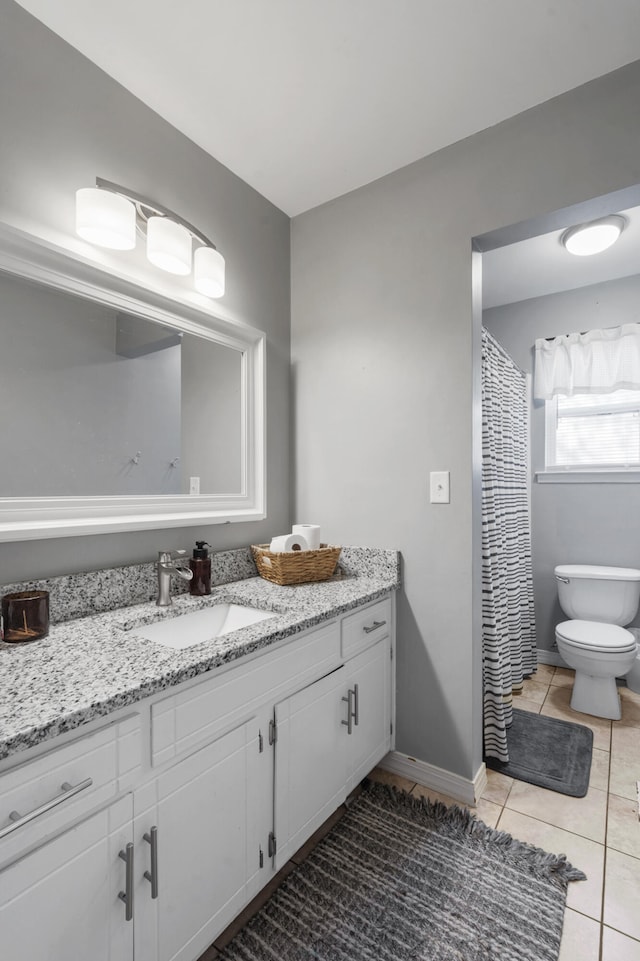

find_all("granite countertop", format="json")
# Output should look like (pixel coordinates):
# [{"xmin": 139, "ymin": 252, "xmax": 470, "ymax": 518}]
[{"xmin": 0, "ymin": 566, "xmax": 399, "ymax": 763}]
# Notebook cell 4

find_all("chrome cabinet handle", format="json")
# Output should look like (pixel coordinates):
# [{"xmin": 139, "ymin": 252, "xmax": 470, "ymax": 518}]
[
  {"xmin": 363, "ymin": 619, "xmax": 386, "ymax": 634},
  {"xmin": 268, "ymin": 831, "xmax": 276, "ymax": 859},
  {"xmin": 118, "ymin": 842, "xmax": 134, "ymax": 921},
  {"xmin": 341, "ymin": 689, "xmax": 354, "ymax": 735},
  {"xmin": 0, "ymin": 777, "xmax": 93, "ymax": 841},
  {"xmin": 352, "ymin": 683, "xmax": 359, "ymax": 727},
  {"xmin": 143, "ymin": 826, "xmax": 159, "ymax": 899}
]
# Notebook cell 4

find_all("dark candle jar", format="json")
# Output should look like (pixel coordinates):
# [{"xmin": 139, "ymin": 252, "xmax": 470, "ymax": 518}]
[{"xmin": 1, "ymin": 590, "xmax": 50, "ymax": 643}]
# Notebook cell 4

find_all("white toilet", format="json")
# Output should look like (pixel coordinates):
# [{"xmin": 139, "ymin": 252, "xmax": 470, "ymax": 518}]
[{"xmin": 554, "ymin": 564, "xmax": 640, "ymax": 720}]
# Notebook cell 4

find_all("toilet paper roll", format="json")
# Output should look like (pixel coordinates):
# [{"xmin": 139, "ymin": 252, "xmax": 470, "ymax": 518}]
[
  {"xmin": 269, "ymin": 533, "xmax": 309, "ymax": 553},
  {"xmin": 292, "ymin": 524, "xmax": 321, "ymax": 550}
]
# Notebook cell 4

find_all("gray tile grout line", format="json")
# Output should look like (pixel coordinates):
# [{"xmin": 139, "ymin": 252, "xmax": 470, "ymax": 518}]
[
  {"xmin": 450, "ymin": 672, "xmax": 640, "ymax": 954},
  {"xmin": 600, "ymin": 698, "xmax": 640, "ymax": 954},
  {"xmin": 535, "ymin": 673, "xmax": 606, "ymax": 958},
  {"xmin": 544, "ymin": 675, "xmax": 640, "ymax": 955},
  {"xmin": 599, "ymin": 722, "xmax": 613, "ymax": 961}
]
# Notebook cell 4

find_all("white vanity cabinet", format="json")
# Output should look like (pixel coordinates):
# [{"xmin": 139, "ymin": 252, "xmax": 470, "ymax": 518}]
[
  {"xmin": 0, "ymin": 794, "xmax": 134, "ymax": 961},
  {"xmin": 341, "ymin": 597, "xmax": 393, "ymax": 791},
  {"xmin": 0, "ymin": 717, "xmax": 141, "ymax": 961},
  {"xmin": 273, "ymin": 665, "xmax": 349, "ymax": 867},
  {"xmin": 0, "ymin": 591, "xmax": 395, "ymax": 961},
  {"xmin": 342, "ymin": 636, "xmax": 392, "ymax": 789},
  {"xmin": 136, "ymin": 718, "xmax": 261, "ymax": 961},
  {"xmin": 273, "ymin": 597, "xmax": 393, "ymax": 868}
]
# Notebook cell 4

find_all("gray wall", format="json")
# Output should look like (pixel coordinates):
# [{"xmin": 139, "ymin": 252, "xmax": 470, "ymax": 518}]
[
  {"xmin": 0, "ymin": 0, "xmax": 290, "ymax": 581},
  {"xmin": 181, "ymin": 336, "xmax": 242, "ymax": 494},
  {"xmin": 484, "ymin": 275, "xmax": 640, "ymax": 651},
  {"xmin": 0, "ymin": 271, "xmax": 182, "ymax": 496},
  {"xmin": 291, "ymin": 61, "xmax": 640, "ymax": 781}
]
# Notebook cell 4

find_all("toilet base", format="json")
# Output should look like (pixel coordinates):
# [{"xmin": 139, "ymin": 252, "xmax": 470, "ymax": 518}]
[{"xmin": 570, "ymin": 671, "xmax": 622, "ymax": 720}]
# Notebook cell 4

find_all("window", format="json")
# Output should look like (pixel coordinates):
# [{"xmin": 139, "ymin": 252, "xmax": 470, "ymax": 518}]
[
  {"xmin": 535, "ymin": 323, "xmax": 640, "ymax": 480},
  {"xmin": 545, "ymin": 388, "xmax": 640, "ymax": 470}
]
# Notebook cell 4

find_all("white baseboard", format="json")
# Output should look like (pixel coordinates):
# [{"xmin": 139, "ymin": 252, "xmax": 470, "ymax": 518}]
[
  {"xmin": 378, "ymin": 649, "xmax": 568, "ymax": 807},
  {"xmin": 378, "ymin": 750, "xmax": 486, "ymax": 806}
]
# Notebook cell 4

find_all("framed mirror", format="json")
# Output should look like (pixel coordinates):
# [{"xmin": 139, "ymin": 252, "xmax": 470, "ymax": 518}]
[{"xmin": 0, "ymin": 222, "xmax": 265, "ymax": 541}]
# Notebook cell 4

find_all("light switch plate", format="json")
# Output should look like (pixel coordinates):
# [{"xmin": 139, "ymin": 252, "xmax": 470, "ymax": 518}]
[{"xmin": 430, "ymin": 471, "xmax": 450, "ymax": 504}]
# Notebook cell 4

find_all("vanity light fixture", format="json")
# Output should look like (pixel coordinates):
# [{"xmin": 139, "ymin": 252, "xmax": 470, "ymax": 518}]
[
  {"xmin": 146, "ymin": 216, "xmax": 192, "ymax": 276},
  {"xmin": 561, "ymin": 215, "xmax": 625, "ymax": 256},
  {"xmin": 76, "ymin": 186, "xmax": 136, "ymax": 251},
  {"xmin": 75, "ymin": 178, "xmax": 225, "ymax": 297}
]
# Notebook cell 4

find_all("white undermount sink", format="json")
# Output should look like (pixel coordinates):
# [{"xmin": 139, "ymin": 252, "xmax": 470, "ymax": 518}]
[{"xmin": 131, "ymin": 604, "xmax": 276, "ymax": 650}]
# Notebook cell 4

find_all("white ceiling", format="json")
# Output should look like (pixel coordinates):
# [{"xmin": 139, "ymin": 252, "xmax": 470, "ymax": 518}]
[
  {"xmin": 483, "ymin": 205, "xmax": 640, "ymax": 309},
  {"xmin": 13, "ymin": 0, "xmax": 640, "ymax": 217}
]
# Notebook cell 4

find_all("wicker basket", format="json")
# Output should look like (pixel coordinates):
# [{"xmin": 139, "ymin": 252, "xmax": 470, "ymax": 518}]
[{"xmin": 251, "ymin": 544, "xmax": 342, "ymax": 586}]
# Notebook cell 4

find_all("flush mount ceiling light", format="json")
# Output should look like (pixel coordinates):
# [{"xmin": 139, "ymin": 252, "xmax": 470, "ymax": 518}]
[
  {"xmin": 75, "ymin": 178, "xmax": 225, "ymax": 297},
  {"xmin": 561, "ymin": 215, "xmax": 626, "ymax": 256}
]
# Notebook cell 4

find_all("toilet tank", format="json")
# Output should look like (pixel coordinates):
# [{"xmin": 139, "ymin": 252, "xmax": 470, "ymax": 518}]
[{"xmin": 555, "ymin": 565, "xmax": 640, "ymax": 625}]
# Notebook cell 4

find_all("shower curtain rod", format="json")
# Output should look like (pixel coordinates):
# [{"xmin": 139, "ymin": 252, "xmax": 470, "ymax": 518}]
[{"xmin": 544, "ymin": 330, "xmax": 589, "ymax": 341}]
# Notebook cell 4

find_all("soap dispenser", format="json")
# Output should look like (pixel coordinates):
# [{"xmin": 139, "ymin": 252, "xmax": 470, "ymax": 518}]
[{"xmin": 189, "ymin": 541, "xmax": 211, "ymax": 596}]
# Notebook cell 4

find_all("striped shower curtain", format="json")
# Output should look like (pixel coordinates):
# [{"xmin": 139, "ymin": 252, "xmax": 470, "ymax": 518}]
[{"xmin": 481, "ymin": 327, "xmax": 537, "ymax": 762}]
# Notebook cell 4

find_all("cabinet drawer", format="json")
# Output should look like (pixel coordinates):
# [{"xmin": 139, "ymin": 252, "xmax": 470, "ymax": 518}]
[
  {"xmin": 341, "ymin": 597, "xmax": 391, "ymax": 659},
  {"xmin": 151, "ymin": 621, "xmax": 341, "ymax": 766},
  {"xmin": 0, "ymin": 715, "xmax": 140, "ymax": 869}
]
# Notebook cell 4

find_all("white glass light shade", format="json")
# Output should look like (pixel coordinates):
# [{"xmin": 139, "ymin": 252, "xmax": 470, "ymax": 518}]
[
  {"xmin": 194, "ymin": 246, "xmax": 225, "ymax": 298},
  {"xmin": 146, "ymin": 216, "xmax": 192, "ymax": 275},
  {"xmin": 562, "ymin": 216, "xmax": 625, "ymax": 256},
  {"xmin": 75, "ymin": 187, "xmax": 136, "ymax": 250}
]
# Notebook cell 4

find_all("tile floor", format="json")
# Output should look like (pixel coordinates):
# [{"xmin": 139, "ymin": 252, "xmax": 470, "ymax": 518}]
[{"xmin": 202, "ymin": 664, "xmax": 640, "ymax": 961}]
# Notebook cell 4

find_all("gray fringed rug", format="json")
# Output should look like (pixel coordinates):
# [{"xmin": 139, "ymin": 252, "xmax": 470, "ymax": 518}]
[{"xmin": 218, "ymin": 782, "xmax": 585, "ymax": 961}]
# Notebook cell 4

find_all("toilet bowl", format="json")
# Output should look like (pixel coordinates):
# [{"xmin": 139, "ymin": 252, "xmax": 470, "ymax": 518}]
[
  {"xmin": 555, "ymin": 620, "xmax": 638, "ymax": 720},
  {"xmin": 626, "ymin": 629, "xmax": 640, "ymax": 695},
  {"xmin": 554, "ymin": 564, "xmax": 640, "ymax": 720}
]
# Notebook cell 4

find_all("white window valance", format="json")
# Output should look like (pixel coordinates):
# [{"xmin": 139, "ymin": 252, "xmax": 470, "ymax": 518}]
[{"xmin": 534, "ymin": 323, "xmax": 640, "ymax": 400}]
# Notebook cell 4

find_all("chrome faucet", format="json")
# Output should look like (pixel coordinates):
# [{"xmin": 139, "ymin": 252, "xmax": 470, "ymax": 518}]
[{"xmin": 156, "ymin": 550, "xmax": 193, "ymax": 606}]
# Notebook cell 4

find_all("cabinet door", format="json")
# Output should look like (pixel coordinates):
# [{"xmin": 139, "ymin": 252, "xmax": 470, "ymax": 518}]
[
  {"xmin": 152, "ymin": 717, "xmax": 259, "ymax": 961},
  {"xmin": 344, "ymin": 636, "xmax": 392, "ymax": 790},
  {"xmin": 244, "ymin": 704, "xmax": 278, "ymax": 902},
  {"xmin": 0, "ymin": 794, "xmax": 133, "ymax": 961},
  {"xmin": 273, "ymin": 666, "xmax": 348, "ymax": 868}
]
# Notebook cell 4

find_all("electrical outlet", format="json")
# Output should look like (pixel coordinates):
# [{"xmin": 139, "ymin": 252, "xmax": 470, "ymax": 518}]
[{"xmin": 189, "ymin": 476, "xmax": 200, "ymax": 495}]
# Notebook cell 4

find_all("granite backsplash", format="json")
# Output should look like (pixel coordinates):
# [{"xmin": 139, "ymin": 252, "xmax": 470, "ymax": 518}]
[{"xmin": 0, "ymin": 546, "xmax": 400, "ymax": 625}]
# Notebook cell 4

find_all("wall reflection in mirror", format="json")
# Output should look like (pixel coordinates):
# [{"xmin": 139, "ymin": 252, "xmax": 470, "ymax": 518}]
[{"xmin": 0, "ymin": 271, "xmax": 242, "ymax": 497}]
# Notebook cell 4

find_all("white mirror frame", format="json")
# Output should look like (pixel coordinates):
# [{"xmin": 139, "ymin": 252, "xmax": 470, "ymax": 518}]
[{"xmin": 0, "ymin": 222, "xmax": 266, "ymax": 542}]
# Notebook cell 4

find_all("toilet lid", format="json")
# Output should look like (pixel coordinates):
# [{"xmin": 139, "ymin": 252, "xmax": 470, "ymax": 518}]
[{"xmin": 556, "ymin": 620, "xmax": 637, "ymax": 653}]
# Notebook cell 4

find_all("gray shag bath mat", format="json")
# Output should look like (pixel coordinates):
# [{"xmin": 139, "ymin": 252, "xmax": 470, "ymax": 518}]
[
  {"xmin": 486, "ymin": 708, "xmax": 593, "ymax": 798},
  {"xmin": 218, "ymin": 781, "xmax": 585, "ymax": 961}
]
